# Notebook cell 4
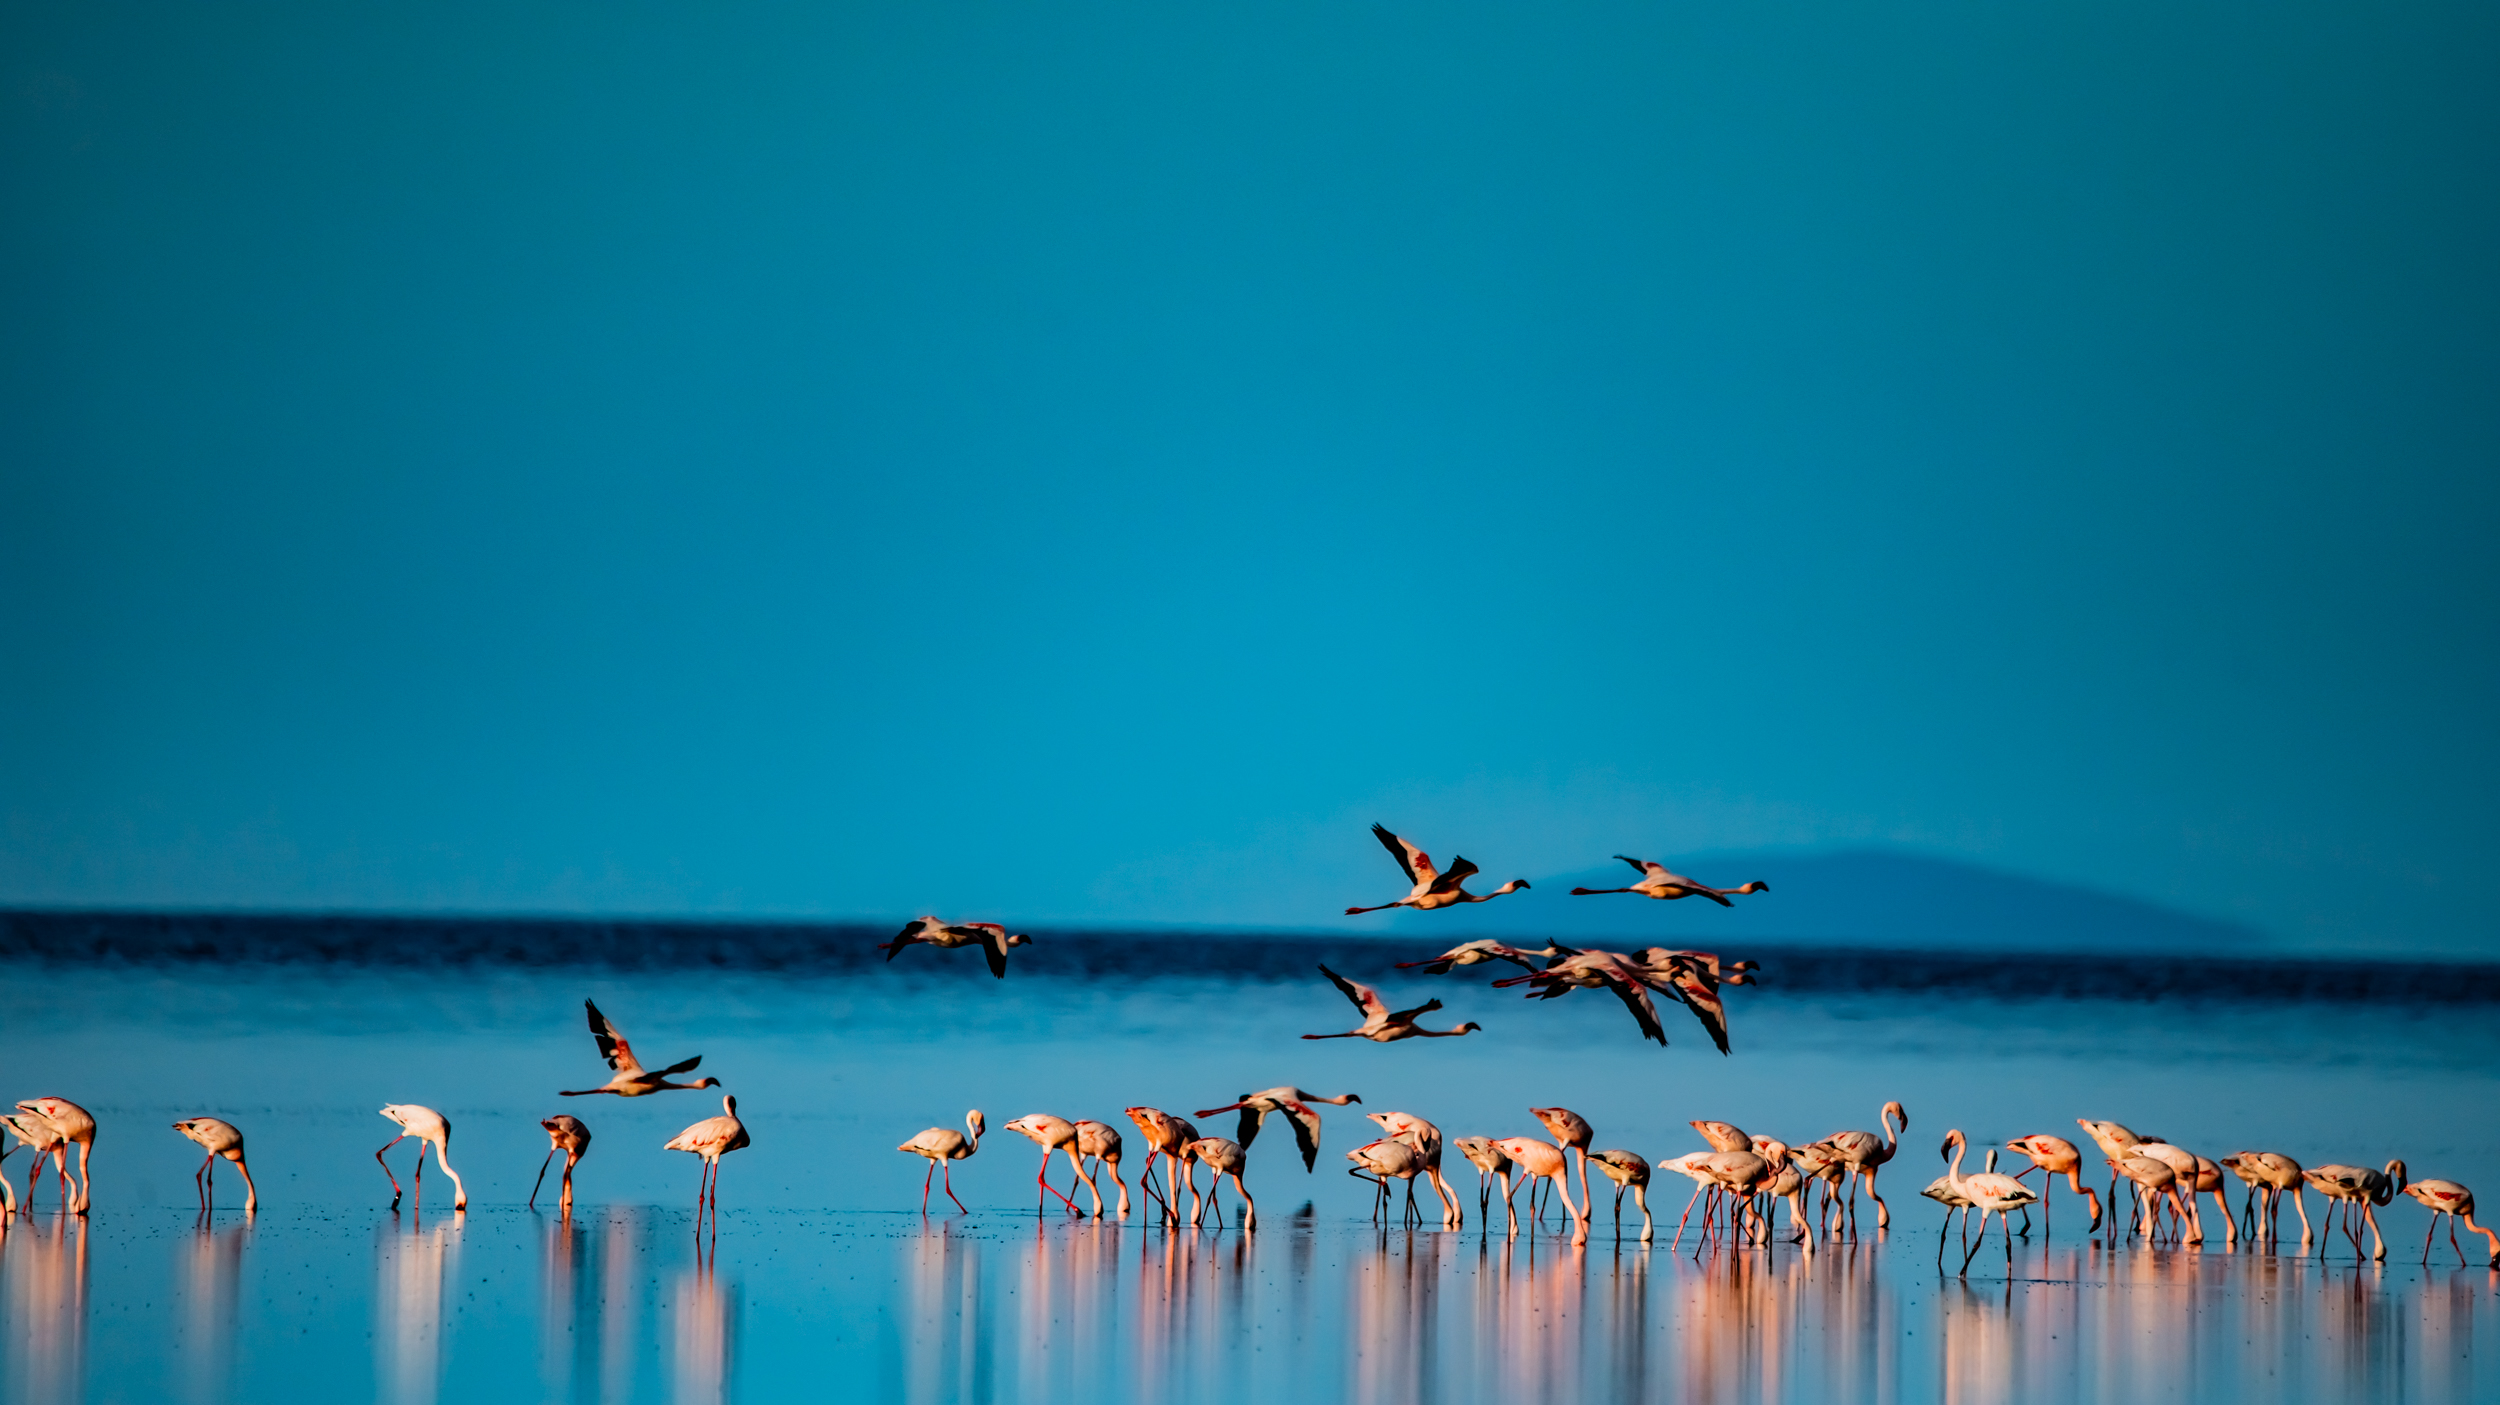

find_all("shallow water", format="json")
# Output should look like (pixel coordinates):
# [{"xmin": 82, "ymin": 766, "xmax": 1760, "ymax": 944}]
[{"xmin": 2, "ymin": 936, "xmax": 2496, "ymax": 1402}]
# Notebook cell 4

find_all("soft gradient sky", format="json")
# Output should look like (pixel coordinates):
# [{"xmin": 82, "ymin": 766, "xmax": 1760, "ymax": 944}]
[{"xmin": 4, "ymin": 0, "xmax": 2496, "ymax": 953}]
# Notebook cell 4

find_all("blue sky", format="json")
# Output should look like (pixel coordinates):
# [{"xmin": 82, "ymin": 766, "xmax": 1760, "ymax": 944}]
[{"xmin": 3, "ymin": 0, "xmax": 2496, "ymax": 953}]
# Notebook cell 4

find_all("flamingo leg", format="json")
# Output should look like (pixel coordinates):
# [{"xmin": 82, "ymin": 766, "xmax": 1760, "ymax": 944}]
[
  {"xmin": 1034, "ymin": 1149, "xmax": 1079, "ymax": 1215},
  {"xmin": 920, "ymin": 1160, "xmax": 936, "ymax": 1214},
  {"xmin": 941, "ymin": 1162, "xmax": 969, "ymax": 1215},
  {"xmin": 1671, "ymin": 1180, "xmax": 1707, "ymax": 1249},
  {"xmin": 2365, "ymin": 1203, "xmax": 2385, "ymax": 1260},
  {"xmin": 376, "ymin": 1134, "xmax": 408, "ymax": 1210},
  {"xmin": 2424, "ymin": 1212, "xmax": 2439, "ymax": 1264},
  {"xmin": 1960, "ymin": 1211, "xmax": 1988, "ymax": 1274},
  {"xmin": 195, "ymin": 1152, "xmax": 214, "ymax": 1211},
  {"xmin": 531, "ymin": 1149, "xmax": 557, "ymax": 1210}
]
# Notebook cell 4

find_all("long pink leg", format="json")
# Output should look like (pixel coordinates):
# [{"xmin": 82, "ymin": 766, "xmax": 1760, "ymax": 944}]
[
  {"xmin": 1671, "ymin": 1181, "xmax": 1707, "ymax": 1248},
  {"xmin": 1035, "ymin": 1151, "xmax": 1079, "ymax": 1214},
  {"xmin": 920, "ymin": 1161, "xmax": 936, "ymax": 1213},
  {"xmin": 377, "ymin": 1135, "xmax": 408, "ymax": 1209},
  {"xmin": 941, "ymin": 1162, "xmax": 969, "ymax": 1215}
]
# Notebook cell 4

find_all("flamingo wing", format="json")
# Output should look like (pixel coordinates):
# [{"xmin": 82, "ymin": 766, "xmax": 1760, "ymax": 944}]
[
  {"xmin": 656, "ymin": 1054, "xmax": 703, "ymax": 1077},
  {"xmin": 1283, "ymin": 1101, "xmax": 1323, "ymax": 1172},
  {"xmin": 1372, "ymin": 824, "xmax": 1436, "ymax": 885},
  {"xmin": 1661, "ymin": 967, "xmax": 1733, "ymax": 1054},
  {"xmin": 885, "ymin": 917, "xmax": 931, "ymax": 960},
  {"xmin": 1319, "ymin": 964, "xmax": 1389, "ymax": 1019},
  {"xmin": 585, "ymin": 1000, "xmax": 645, "ymax": 1075},
  {"xmin": 1429, "ymin": 855, "xmax": 1481, "ymax": 892},
  {"xmin": 1386, "ymin": 997, "xmax": 1444, "ymax": 1025},
  {"xmin": 958, "ymin": 925, "xmax": 1011, "ymax": 978},
  {"xmin": 1234, "ymin": 1106, "xmax": 1265, "ymax": 1148},
  {"xmin": 1603, "ymin": 973, "xmax": 1671, "ymax": 1047}
]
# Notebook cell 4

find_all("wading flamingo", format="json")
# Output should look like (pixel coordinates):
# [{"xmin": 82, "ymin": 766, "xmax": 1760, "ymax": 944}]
[
  {"xmin": 2076, "ymin": 1119, "xmax": 2145, "ymax": 1230},
  {"xmin": 1590, "ymin": 1150, "xmax": 1653, "ymax": 1240},
  {"xmin": 1823, "ymin": 1101, "xmax": 1907, "ymax": 1234},
  {"xmin": 2403, "ymin": 1180, "xmax": 2498, "ymax": 1266},
  {"xmin": 1002, "ymin": 1114, "xmax": 1096, "ymax": 1217},
  {"xmin": 1940, "ymin": 1131, "xmax": 2040, "ymax": 1273},
  {"xmin": 2108, "ymin": 1154, "xmax": 2192, "ymax": 1244},
  {"xmin": 2218, "ymin": 1151, "xmax": 2309, "ymax": 1244},
  {"xmin": 879, "ymin": 917, "xmax": 1033, "ymax": 978},
  {"xmin": 1671, "ymin": 1150, "xmax": 1773, "ymax": 1249},
  {"xmin": 897, "ymin": 1110, "xmax": 984, "ymax": 1214},
  {"xmin": 665, "ymin": 1094, "xmax": 750, "ymax": 1223},
  {"xmin": 1453, "ymin": 1137, "xmax": 1516, "ymax": 1224},
  {"xmin": 171, "ymin": 1118, "xmax": 257, "ymax": 1214},
  {"xmin": 2190, "ymin": 1156, "xmax": 2238, "ymax": 1246},
  {"xmin": 2304, "ymin": 1160, "xmax": 2406, "ymax": 1260},
  {"xmin": 1369, "ymin": 1111, "xmax": 1459, "ymax": 1226},
  {"xmin": 1396, "ymin": 941, "xmax": 1572, "ymax": 975},
  {"xmin": 1346, "ymin": 1139, "xmax": 1431, "ymax": 1225},
  {"xmin": 1492, "ymin": 1137, "xmax": 1586, "ymax": 1244},
  {"xmin": 1569, "ymin": 856, "xmax": 1768, "ymax": 906},
  {"xmin": 1692, "ymin": 1120, "xmax": 1751, "ymax": 1153},
  {"xmin": 1303, "ymin": 966, "xmax": 1482, "ymax": 1043},
  {"xmin": 1493, "ymin": 952, "xmax": 1675, "ymax": 1048},
  {"xmin": 15, "ymin": 1099, "xmax": 95, "ymax": 1214},
  {"xmin": 1194, "ymin": 1088, "xmax": 1361, "ymax": 1171},
  {"xmin": 560, "ymin": 1001, "xmax": 721, "ymax": 1097},
  {"xmin": 2003, "ymin": 1134, "xmax": 2101, "ymax": 1235},
  {"xmin": 1123, "ymin": 1107, "xmax": 1201, "ymax": 1224},
  {"xmin": 1074, "ymin": 1120, "xmax": 1130, "ymax": 1218},
  {"xmin": 376, "ymin": 1105, "xmax": 467, "ymax": 1213},
  {"xmin": 3, "ymin": 1111, "xmax": 68, "ymax": 1213},
  {"xmin": 1344, "ymin": 824, "xmax": 1528, "ymax": 914},
  {"xmin": 1533, "ymin": 1108, "xmax": 1597, "ymax": 1215},
  {"xmin": 532, "ymin": 1115, "xmax": 592, "ymax": 1213},
  {"xmin": 2120, "ymin": 1142, "xmax": 2206, "ymax": 1243},
  {"xmin": 1786, "ymin": 1141, "xmax": 1848, "ymax": 1237},
  {"xmin": 1186, "ymin": 1137, "xmax": 1255, "ymax": 1229}
]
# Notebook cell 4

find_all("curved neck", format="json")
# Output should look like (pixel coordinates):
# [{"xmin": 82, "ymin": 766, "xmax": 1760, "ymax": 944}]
[
  {"xmin": 1945, "ymin": 1137, "xmax": 1970, "ymax": 1196},
  {"xmin": 1881, "ymin": 1106, "xmax": 1901, "ymax": 1149},
  {"xmin": 965, "ymin": 1116, "xmax": 983, "ymax": 1150}
]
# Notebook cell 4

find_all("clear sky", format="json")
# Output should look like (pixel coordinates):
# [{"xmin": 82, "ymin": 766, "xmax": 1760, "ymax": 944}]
[{"xmin": 4, "ymin": 0, "xmax": 2496, "ymax": 954}]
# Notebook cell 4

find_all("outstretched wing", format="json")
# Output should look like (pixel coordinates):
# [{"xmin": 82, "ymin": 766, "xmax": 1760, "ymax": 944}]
[
  {"xmin": 1283, "ymin": 1101, "xmax": 1323, "ymax": 1172},
  {"xmin": 1429, "ymin": 856, "xmax": 1481, "ymax": 893},
  {"xmin": 885, "ymin": 917, "xmax": 930, "ymax": 960},
  {"xmin": 1319, "ymin": 964, "xmax": 1389, "ymax": 1019},
  {"xmin": 585, "ymin": 1000, "xmax": 644, "ymax": 1075},
  {"xmin": 1386, "ymin": 996, "xmax": 1444, "ymax": 1025},
  {"xmin": 1236, "ymin": 1106, "xmax": 1264, "ymax": 1149},
  {"xmin": 1661, "ymin": 967, "xmax": 1732, "ymax": 1054},
  {"xmin": 959, "ymin": 925, "xmax": 1011, "ymax": 978},
  {"xmin": 1372, "ymin": 824, "xmax": 1436, "ymax": 885},
  {"xmin": 1603, "ymin": 974, "xmax": 1670, "ymax": 1047},
  {"xmin": 1613, "ymin": 854, "xmax": 1658, "ymax": 876},
  {"xmin": 656, "ymin": 1054, "xmax": 703, "ymax": 1076}
]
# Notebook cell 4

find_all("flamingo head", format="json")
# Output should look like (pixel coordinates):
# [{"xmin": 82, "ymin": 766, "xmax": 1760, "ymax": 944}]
[
  {"xmin": 692, "ymin": 1077, "xmax": 723, "ymax": 1090},
  {"xmin": 1735, "ymin": 882, "xmax": 1769, "ymax": 895},
  {"xmin": 1493, "ymin": 880, "xmax": 1530, "ymax": 895},
  {"xmin": 1006, "ymin": 933, "xmax": 1033, "ymax": 948},
  {"xmin": 967, "ymin": 1110, "xmax": 987, "ymax": 1138},
  {"xmin": 1939, "ymin": 1129, "xmax": 1966, "ymax": 1159},
  {"xmin": 1453, "ymin": 1022, "xmax": 1483, "ymax": 1034}
]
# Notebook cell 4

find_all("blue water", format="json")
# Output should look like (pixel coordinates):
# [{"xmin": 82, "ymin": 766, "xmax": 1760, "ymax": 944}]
[{"xmin": 2, "ymin": 925, "xmax": 2497, "ymax": 1402}]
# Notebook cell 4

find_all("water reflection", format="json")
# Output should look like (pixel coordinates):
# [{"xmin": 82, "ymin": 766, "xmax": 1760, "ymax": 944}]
[
  {"xmin": 177, "ymin": 1215, "xmax": 251, "ymax": 1405},
  {"xmin": 374, "ymin": 1214, "xmax": 461, "ymax": 1405},
  {"xmin": 0, "ymin": 1212, "xmax": 87, "ymax": 1405}
]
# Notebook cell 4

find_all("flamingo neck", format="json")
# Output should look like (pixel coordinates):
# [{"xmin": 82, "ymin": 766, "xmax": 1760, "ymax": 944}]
[{"xmin": 1945, "ymin": 1136, "xmax": 1970, "ymax": 1198}]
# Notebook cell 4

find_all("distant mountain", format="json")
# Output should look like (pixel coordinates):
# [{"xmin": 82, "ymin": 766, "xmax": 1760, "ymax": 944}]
[{"xmin": 1375, "ymin": 848, "xmax": 2261, "ymax": 954}]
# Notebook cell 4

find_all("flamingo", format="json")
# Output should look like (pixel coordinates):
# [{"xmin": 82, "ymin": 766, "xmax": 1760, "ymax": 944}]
[
  {"xmin": 2, "ymin": 1111, "xmax": 68, "ymax": 1213},
  {"xmin": 1589, "ymin": 1150, "xmax": 1653, "ymax": 1240},
  {"xmin": 897, "ymin": 1110, "xmax": 984, "ymax": 1214},
  {"xmin": 1532, "ymin": 1108, "xmax": 1597, "ymax": 1215},
  {"xmin": 2076, "ymin": 1119, "xmax": 2146, "ymax": 1230},
  {"xmin": 1193, "ymin": 1087, "xmax": 1361, "ymax": 1172},
  {"xmin": 1692, "ymin": 1120, "xmax": 1751, "ymax": 1153},
  {"xmin": 2108, "ymin": 1154, "xmax": 2193, "ymax": 1244},
  {"xmin": 15, "ymin": 1099, "xmax": 94, "ymax": 1214},
  {"xmin": 1627, "ymin": 949, "xmax": 1747, "ymax": 1053},
  {"xmin": 1002, "ymin": 1115, "xmax": 1096, "ymax": 1217},
  {"xmin": 1343, "ymin": 824, "xmax": 1528, "ymax": 914},
  {"xmin": 1369, "ymin": 1111, "xmax": 1460, "ymax": 1226},
  {"xmin": 2402, "ymin": 1180, "xmax": 2498, "ymax": 1266},
  {"xmin": 879, "ymin": 916, "xmax": 1033, "ymax": 978},
  {"xmin": 1185, "ymin": 1137, "xmax": 1255, "ymax": 1229},
  {"xmin": 1452, "ymin": 1137, "xmax": 1516, "ymax": 1224},
  {"xmin": 1123, "ymin": 1107, "xmax": 1202, "ymax": 1224},
  {"xmin": 171, "ymin": 1118, "xmax": 257, "ymax": 1214},
  {"xmin": 2303, "ymin": 1160, "xmax": 2406, "ymax": 1260},
  {"xmin": 1302, "ymin": 966, "xmax": 1482, "ymax": 1042},
  {"xmin": 665, "ymin": 1094, "xmax": 750, "ymax": 1224},
  {"xmin": 1569, "ymin": 855, "xmax": 1768, "ymax": 906},
  {"xmin": 1661, "ymin": 1149, "xmax": 1770, "ymax": 1248},
  {"xmin": 1073, "ymin": 1120, "xmax": 1131, "ymax": 1218},
  {"xmin": 375, "ymin": 1105, "xmax": 467, "ymax": 1213},
  {"xmin": 1492, "ymin": 951, "xmax": 1676, "ymax": 1048},
  {"xmin": 1786, "ymin": 1141, "xmax": 1848, "ymax": 1237},
  {"xmin": 531, "ymin": 1115, "xmax": 593, "ymax": 1213},
  {"xmin": 2003, "ymin": 1134, "xmax": 2102, "ymax": 1235},
  {"xmin": 1492, "ymin": 1137, "xmax": 1586, "ymax": 1243},
  {"xmin": 1919, "ymin": 1148, "xmax": 2007, "ymax": 1266},
  {"xmin": 2218, "ymin": 1151, "xmax": 2310, "ymax": 1244},
  {"xmin": 1346, "ymin": 1138, "xmax": 1432, "ymax": 1225},
  {"xmin": 2120, "ymin": 1142, "xmax": 2206, "ymax": 1243},
  {"xmin": 559, "ymin": 1000, "xmax": 722, "ymax": 1097},
  {"xmin": 1396, "ymin": 940, "xmax": 1572, "ymax": 975},
  {"xmin": 2190, "ymin": 1156, "xmax": 2238, "ymax": 1247},
  {"xmin": 1822, "ymin": 1101, "xmax": 1907, "ymax": 1234},
  {"xmin": 1939, "ymin": 1131, "xmax": 2040, "ymax": 1273}
]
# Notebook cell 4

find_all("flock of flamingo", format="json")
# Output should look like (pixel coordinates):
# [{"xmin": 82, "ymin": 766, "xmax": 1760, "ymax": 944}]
[{"xmin": 1, "ymin": 823, "xmax": 2491, "ymax": 1273}]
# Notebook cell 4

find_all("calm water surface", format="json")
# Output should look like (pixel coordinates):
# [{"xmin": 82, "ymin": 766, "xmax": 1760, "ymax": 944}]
[{"xmin": 1, "ymin": 941, "xmax": 2495, "ymax": 1402}]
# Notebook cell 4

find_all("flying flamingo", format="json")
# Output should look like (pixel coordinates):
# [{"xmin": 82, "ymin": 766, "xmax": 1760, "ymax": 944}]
[
  {"xmin": 897, "ymin": 1110, "xmax": 984, "ymax": 1214},
  {"xmin": 171, "ymin": 1118, "xmax": 257, "ymax": 1214},
  {"xmin": 1492, "ymin": 1137, "xmax": 1585, "ymax": 1244},
  {"xmin": 2108, "ymin": 1154, "xmax": 2193, "ymax": 1244},
  {"xmin": 532, "ymin": 1115, "xmax": 593, "ymax": 1213},
  {"xmin": 1533, "ymin": 1108, "xmax": 1596, "ymax": 1216},
  {"xmin": 2218, "ymin": 1151, "xmax": 2310, "ymax": 1244},
  {"xmin": 1123, "ymin": 1107, "xmax": 1201, "ymax": 1224},
  {"xmin": 15, "ymin": 1099, "xmax": 95, "ymax": 1214},
  {"xmin": 1627, "ymin": 949, "xmax": 1745, "ymax": 1053},
  {"xmin": 1369, "ymin": 1111, "xmax": 1459, "ymax": 1226},
  {"xmin": 1492, "ymin": 952, "xmax": 1676, "ymax": 1048},
  {"xmin": 559, "ymin": 1001, "xmax": 722, "ymax": 1097},
  {"xmin": 1002, "ymin": 1115, "xmax": 1096, "ymax": 1217},
  {"xmin": 1073, "ymin": 1120, "xmax": 1131, "ymax": 1218},
  {"xmin": 1569, "ymin": 856, "xmax": 1769, "ymax": 906},
  {"xmin": 2303, "ymin": 1160, "xmax": 2406, "ymax": 1260},
  {"xmin": 375, "ymin": 1105, "xmax": 467, "ymax": 1213},
  {"xmin": 1396, "ymin": 941, "xmax": 1572, "ymax": 975},
  {"xmin": 880, "ymin": 917, "xmax": 1033, "ymax": 978},
  {"xmin": 1346, "ymin": 1139, "xmax": 1432, "ymax": 1225},
  {"xmin": 1453, "ymin": 1137, "xmax": 1516, "ymax": 1224},
  {"xmin": 1185, "ymin": 1137, "xmax": 1255, "ymax": 1229},
  {"xmin": 2003, "ymin": 1134, "xmax": 2101, "ymax": 1235},
  {"xmin": 1589, "ymin": 1150, "xmax": 1653, "ymax": 1240},
  {"xmin": 1939, "ymin": 1131, "xmax": 2040, "ymax": 1273},
  {"xmin": 1343, "ymin": 824, "xmax": 1528, "ymax": 914},
  {"xmin": 665, "ymin": 1094, "xmax": 750, "ymax": 1225},
  {"xmin": 1302, "ymin": 966, "xmax": 1481, "ymax": 1043},
  {"xmin": 1193, "ymin": 1087, "xmax": 1362, "ymax": 1172},
  {"xmin": 2402, "ymin": 1179, "xmax": 2498, "ymax": 1266},
  {"xmin": 1822, "ymin": 1101, "xmax": 1907, "ymax": 1234}
]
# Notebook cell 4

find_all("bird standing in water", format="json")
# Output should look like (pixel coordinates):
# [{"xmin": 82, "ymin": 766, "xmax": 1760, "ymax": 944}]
[
  {"xmin": 376, "ymin": 1105, "xmax": 467, "ymax": 1213},
  {"xmin": 532, "ymin": 1115, "xmax": 593, "ymax": 1213},
  {"xmin": 665, "ymin": 1094, "xmax": 750, "ymax": 1226},
  {"xmin": 171, "ymin": 1118, "xmax": 257, "ymax": 1214},
  {"xmin": 898, "ymin": 1110, "xmax": 984, "ymax": 1214},
  {"xmin": 15, "ymin": 1099, "xmax": 96, "ymax": 1215},
  {"xmin": 1823, "ymin": 1101, "xmax": 1907, "ymax": 1234}
]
